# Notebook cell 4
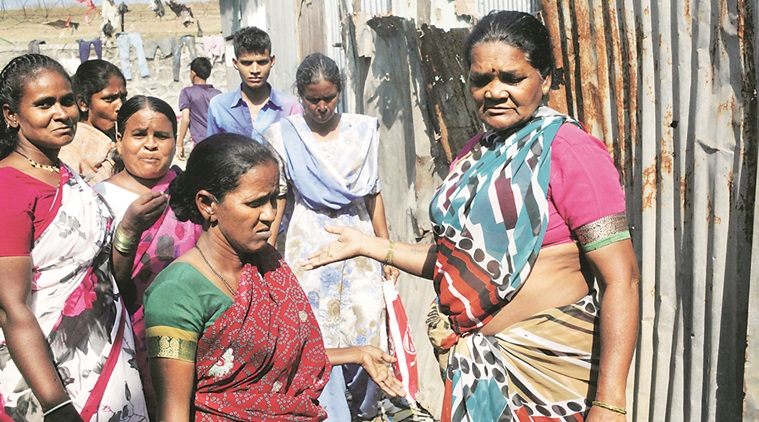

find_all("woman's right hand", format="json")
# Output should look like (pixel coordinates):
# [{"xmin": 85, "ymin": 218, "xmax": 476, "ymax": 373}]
[
  {"xmin": 120, "ymin": 191, "xmax": 168, "ymax": 237},
  {"xmin": 177, "ymin": 145, "xmax": 187, "ymax": 161},
  {"xmin": 353, "ymin": 346, "xmax": 406, "ymax": 398},
  {"xmin": 302, "ymin": 226, "xmax": 368, "ymax": 270},
  {"xmin": 43, "ymin": 402, "xmax": 83, "ymax": 422}
]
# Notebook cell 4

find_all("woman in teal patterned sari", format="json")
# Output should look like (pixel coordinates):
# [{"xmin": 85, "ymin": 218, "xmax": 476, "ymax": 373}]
[{"xmin": 304, "ymin": 11, "xmax": 640, "ymax": 422}]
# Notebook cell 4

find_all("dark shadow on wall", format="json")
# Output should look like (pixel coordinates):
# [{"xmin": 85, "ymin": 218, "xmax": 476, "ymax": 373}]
[{"xmin": 417, "ymin": 24, "xmax": 482, "ymax": 163}]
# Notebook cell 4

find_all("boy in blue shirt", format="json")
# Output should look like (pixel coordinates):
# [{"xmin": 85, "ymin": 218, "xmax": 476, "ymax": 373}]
[
  {"xmin": 206, "ymin": 26, "xmax": 301, "ymax": 247},
  {"xmin": 206, "ymin": 26, "xmax": 302, "ymax": 140}
]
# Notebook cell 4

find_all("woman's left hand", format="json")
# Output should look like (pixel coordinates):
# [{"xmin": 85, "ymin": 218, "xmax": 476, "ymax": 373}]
[
  {"xmin": 356, "ymin": 346, "xmax": 406, "ymax": 398},
  {"xmin": 383, "ymin": 265, "xmax": 400, "ymax": 283},
  {"xmin": 120, "ymin": 191, "xmax": 168, "ymax": 236},
  {"xmin": 586, "ymin": 405, "xmax": 627, "ymax": 422}
]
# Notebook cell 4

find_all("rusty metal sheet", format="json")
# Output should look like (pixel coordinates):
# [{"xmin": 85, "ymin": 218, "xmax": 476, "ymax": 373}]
[
  {"xmin": 417, "ymin": 24, "xmax": 482, "ymax": 162},
  {"xmin": 478, "ymin": 0, "xmax": 539, "ymax": 15},
  {"xmin": 541, "ymin": 0, "xmax": 758, "ymax": 420}
]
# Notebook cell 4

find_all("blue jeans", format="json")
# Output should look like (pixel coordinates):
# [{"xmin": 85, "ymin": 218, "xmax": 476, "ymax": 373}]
[
  {"xmin": 144, "ymin": 37, "xmax": 172, "ymax": 59},
  {"xmin": 116, "ymin": 33, "xmax": 150, "ymax": 80},
  {"xmin": 318, "ymin": 364, "xmax": 382, "ymax": 420},
  {"xmin": 77, "ymin": 39, "xmax": 102, "ymax": 62},
  {"xmin": 318, "ymin": 366, "xmax": 351, "ymax": 421},
  {"xmin": 172, "ymin": 35, "xmax": 197, "ymax": 81}
]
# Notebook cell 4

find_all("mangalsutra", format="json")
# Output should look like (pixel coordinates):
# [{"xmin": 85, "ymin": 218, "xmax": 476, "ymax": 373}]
[
  {"xmin": 14, "ymin": 150, "xmax": 59, "ymax": 173},
  {"xmin": 194, "ymin": 245, "xmax": 237, "ymax": 296}
]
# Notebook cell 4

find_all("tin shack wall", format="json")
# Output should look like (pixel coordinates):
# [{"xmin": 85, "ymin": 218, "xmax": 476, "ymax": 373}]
[
  {"xmin": 218, "ymin": 0, "xmax": 758, "ymax": 419},
  {"xmin": 541, "ymin": 0, "xmax": 758, "ymax": 420}
]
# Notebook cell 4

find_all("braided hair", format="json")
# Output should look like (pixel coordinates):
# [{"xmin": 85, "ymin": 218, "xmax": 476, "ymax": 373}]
[
  {"xmin": 72, "ymin": 59, "xmax": 125, "ymax": 115},
  {"xmin": 0, "ymin": 54, "xmax": 71, "ymax": 159},
  {"xmin": 295, "ymin": 53, "xmax": 343, "ymax": 96},
  {"xmin": 169, "ymin": 133, "xmax": 279, "ymax": 225}
]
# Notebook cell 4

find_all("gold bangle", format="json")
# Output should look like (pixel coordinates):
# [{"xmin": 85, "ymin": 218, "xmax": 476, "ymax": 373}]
[
  {"xmin": 591, "ymin": 400, "xmax": 627, "ymax": 415},
  {"xmin": 113, "ymin": 227, "xmax": 139, "ymax": 255},
  {"xmin": 384, "ymin": 239, "xmax": 395, "ymax": 266}
]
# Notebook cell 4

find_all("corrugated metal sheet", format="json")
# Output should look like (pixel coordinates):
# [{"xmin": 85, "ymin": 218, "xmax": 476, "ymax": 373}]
[
  {"xmin": 350, "ymin": 0, "xmax": 539, "ymax": 24},
  {"xmin": 349, "ymin": 0, "xmax": 392, "ymax": 16},
  {"xmin": 324, "ymin": 0, "xmax": 349, "ymax": 113},
  {"xmin": 221, "ymin": 0, "xmax": 759, "ymax": 419},
  {"xmin": 477, "ymin": 0, "xmax": 539, "ymax": 15},
  {"xmin": 541, "ymin": 0, "xmax": 758, "ymax": 420},
  {"xmin": 747, "ymin": 160, "xmax": 759, "ymax": 420}
]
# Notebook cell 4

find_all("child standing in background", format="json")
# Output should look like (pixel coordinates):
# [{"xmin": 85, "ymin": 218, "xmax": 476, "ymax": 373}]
[{"xmin": 176, "ymin": 57, "xmax": 220, "ymax": 159}]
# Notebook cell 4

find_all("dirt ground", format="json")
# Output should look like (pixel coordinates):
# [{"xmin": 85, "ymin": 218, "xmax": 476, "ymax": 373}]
[{"xmin": 0, "ymin": 0, "xmax": 221, "ymax": 45}]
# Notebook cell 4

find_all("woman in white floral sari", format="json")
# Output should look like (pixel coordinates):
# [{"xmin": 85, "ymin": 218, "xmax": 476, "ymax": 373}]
[
  {"xmin": 263, "ymin": 53, "xmax": 399, "ymax": 420},
  {"xmin": 0, "ymin": 54, "xmax": 147, "ymax": 422}
]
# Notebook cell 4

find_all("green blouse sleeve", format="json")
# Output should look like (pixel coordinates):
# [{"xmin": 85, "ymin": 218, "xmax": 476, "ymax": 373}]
[{"xmin": 144, "ymin": 262, "xmax": 233, "ymax": 363}]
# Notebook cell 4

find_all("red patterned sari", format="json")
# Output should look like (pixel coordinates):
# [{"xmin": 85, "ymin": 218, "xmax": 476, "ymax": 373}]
[{"xmin": 193, "ymin": 246, "xmax": 331, "ymax": 421}]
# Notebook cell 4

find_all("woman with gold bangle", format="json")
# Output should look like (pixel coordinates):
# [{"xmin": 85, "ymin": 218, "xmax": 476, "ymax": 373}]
[
  {"xmin": 95, "ymin": 95, "xmax": 202, "ymax": 419},
  {"xmin": 304, "ymin": 11, "xmax": 639, "ymax": 422}
]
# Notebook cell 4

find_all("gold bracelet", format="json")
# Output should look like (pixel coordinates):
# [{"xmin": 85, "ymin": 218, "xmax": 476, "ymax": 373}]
[
  {"xmin": 384, "ymin": 239, "xmax": 395, "ymax": 266},
  {"xmin": 591, "ymin": 400, "xmax": 627, "ymax": 415},
  {"xmin": 113, "ymin": 227, "xmax": 139, "ymax": 255}
]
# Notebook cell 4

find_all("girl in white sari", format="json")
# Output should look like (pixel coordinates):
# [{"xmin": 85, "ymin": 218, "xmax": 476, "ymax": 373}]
[
  {"xmin": 263, "ymin": 53, "xmax": 398, "ymax": 420},
  {"xmin": 0, "ymin": 54, "xmax": 146, "ymax": 421}
]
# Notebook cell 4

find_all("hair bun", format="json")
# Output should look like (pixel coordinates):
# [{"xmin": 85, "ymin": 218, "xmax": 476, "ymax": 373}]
[{"xmin": 168, "ymin": 169, "xmax": 201, "ymax": 223}]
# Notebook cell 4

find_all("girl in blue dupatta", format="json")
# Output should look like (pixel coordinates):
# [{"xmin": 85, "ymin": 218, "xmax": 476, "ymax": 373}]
[
  {"xmin": 303, "ymin": 11, "xmax": 640, "ymax": 422},
  {"xmin": 263, "ymin": 53, "xmax": 400, "ymax": 420}
]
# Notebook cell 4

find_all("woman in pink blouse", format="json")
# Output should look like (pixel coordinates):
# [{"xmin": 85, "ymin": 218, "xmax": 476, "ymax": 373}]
[{"xmin": 304, "ymin": 11, "xmax": 639, "ymax": 422}]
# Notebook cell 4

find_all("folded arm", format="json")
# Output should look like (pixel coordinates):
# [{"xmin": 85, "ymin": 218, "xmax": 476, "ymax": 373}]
[{"xmin": 111, "ymin": 191, "xmax": 168, "ymax": 307}]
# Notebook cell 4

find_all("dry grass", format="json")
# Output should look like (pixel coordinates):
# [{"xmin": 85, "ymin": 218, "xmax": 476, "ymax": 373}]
[{"xmin": 0, "ymin": 1, "xmax": 220, "ymax": 45}]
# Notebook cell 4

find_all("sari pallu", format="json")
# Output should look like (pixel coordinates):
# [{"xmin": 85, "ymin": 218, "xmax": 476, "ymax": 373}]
[
  {"xmin": 429, "ymin": 108, "xmax": 579, "ymax": 334},
  {"xmin": 128, "ymin": 169, "xmax": 202, "ymax": 417},
  {"xmin": 0, "ymin": 166, "xmax": 146, "ymax": 421},
  {"xmin": 193, "ymin": 246, "xmax": 331, "ymax": 421},
  {"xmin": 280, "ymin": 114, "xmax": 380, "ymax": 210},
  {"xmin": 129, "ymin": 170, "xmax": 202, "ymax": 312},
  {"xmin": 429, "ymin": 294, "xmax": 599, "ymax": 422}
]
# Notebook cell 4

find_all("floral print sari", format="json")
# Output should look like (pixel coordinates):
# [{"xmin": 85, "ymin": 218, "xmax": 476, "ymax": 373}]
[{"xmin": 0, "ymin": 166, "xmax": 147, "ymax": 421}]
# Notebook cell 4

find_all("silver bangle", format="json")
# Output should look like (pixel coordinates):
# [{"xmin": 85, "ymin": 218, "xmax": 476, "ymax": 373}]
[{"xmin": 42, "ymin": 399, "xmax": 72, "ymax": 417}]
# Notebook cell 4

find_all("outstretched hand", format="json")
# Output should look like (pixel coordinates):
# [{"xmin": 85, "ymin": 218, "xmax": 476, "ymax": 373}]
[
  {"xmin": 302, "ymin": 226, "xmax": 367, "ymax": 270},
  {"xmin": 356, "ymin": 346, "xmax": 406, "ymax": 398},
  {"xmin": 120, "ymin": 191, "xmax": 168, "ymax": 237}
]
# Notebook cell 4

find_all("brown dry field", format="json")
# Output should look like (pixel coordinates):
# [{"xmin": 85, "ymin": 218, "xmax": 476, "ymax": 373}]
[{"xmin": 0, "ymin": 1, "xmax": 221, "ymax": 44}]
